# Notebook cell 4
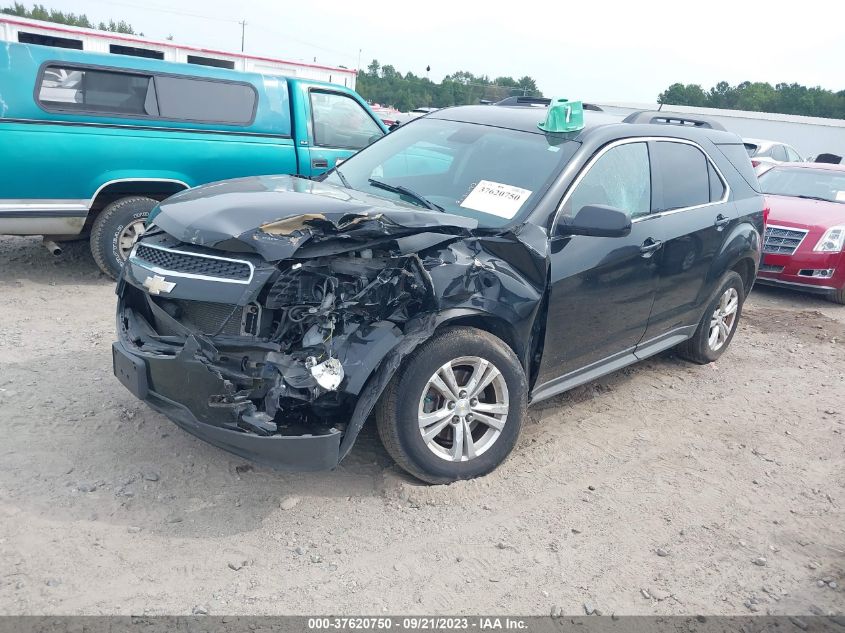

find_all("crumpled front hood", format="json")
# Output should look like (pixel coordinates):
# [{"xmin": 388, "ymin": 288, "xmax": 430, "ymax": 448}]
[{"xmin": 152, "ymin": 175, "xmax": 478, "ymax": 260}]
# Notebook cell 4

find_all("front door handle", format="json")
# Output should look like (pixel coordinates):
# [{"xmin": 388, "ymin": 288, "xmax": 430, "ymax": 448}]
[
  {"xmin": 312, "ymin": 158, "xmax": 329, "ymax": 169},
  {"xmin": 714, "ymin": 214, "xmax": 731, "ymax": 230},
  {"xmin": 640, "ymin": 238, "xmax": 663, "ymax": 257}
]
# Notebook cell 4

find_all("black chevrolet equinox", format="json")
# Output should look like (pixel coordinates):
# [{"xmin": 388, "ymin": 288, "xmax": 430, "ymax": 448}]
[{"xmin": 113, "ymin": 101, "xmax": 764, "ymax": 483}]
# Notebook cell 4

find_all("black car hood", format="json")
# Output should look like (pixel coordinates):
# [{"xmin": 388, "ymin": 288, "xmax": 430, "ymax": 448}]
[{"xmin": 152, "ymin": 175, "xmax": 478, "ymax": 260}]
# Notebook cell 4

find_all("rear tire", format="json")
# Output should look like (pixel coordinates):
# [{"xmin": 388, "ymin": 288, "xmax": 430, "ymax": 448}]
[
  {"xmin": 677, "ymin": 271, "xmax": 745, "ymax": 364},
  {"xmin": 90, "ymin": 196, "xmax": 157, "ymax": 279},
  {"xmin": 376, "ymin": 326, "xmax": 527, "ymax": 485}
]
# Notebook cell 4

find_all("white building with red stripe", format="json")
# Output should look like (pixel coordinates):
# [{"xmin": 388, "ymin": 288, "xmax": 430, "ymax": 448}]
[{"xmin": 0, "ymin": 14, "xmax": 357, "ymax": 88}]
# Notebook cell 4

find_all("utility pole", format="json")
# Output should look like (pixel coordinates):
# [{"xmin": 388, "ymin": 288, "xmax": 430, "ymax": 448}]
[
  {"xmin": 239, "ymin": 20, "xmax": 246, "ymax": 52},
  {"xmin": 357, "ymin": 48, "xmax": 362, "ymax": 72}
]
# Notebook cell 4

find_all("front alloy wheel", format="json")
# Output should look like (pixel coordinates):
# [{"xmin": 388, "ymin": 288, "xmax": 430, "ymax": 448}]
[
  {"xmin": 418, "ymin": 357, "xmax": 509, "ymax": 462},
  {"xmin": 376, "ymin": 327, "xmax": 527, "ymax": 484}
]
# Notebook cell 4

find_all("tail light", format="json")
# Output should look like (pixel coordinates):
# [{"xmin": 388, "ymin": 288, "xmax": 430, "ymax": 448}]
[{"xmin": 751, "ymin": 160, "xmax": 761, "ymax": 168}]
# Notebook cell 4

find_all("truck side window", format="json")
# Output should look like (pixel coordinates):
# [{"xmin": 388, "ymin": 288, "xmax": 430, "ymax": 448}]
[
  {"xmin": 310, "ymin": 91, "xmax": 383, "ymax": 150},
  {"xmin": 38, "ymin": 65, "xmax": 152, "ymax": 115},
  {"xmin": 562, "ymin": 142, "xmax": 651, "ymax": 219}
]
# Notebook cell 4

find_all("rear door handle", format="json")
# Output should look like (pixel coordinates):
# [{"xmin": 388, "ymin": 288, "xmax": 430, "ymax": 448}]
[
  {"xmin": 640, "ymin": 237, "xmax": 663, "ymax": 257},
  {"xmin": 312, "ymin": 158, "xmax": 329, "ymax": 168},
  {"xmin": 714, "ymin": 214, "xmax": 731, "ymax": 229}
]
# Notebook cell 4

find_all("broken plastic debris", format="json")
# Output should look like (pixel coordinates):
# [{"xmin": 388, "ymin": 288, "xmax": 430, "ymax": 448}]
[{"xmin": 308, "ymin": 357, "xmax": 344, "ymax": 391}]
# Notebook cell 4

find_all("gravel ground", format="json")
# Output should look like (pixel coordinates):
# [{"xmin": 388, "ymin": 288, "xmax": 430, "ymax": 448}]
[{"xmin": 0, "ymin": 235, "xmax": 842, "ymax": 616}]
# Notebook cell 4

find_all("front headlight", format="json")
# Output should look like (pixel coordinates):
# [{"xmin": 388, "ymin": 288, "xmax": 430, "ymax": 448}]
[{"xmin": 814, "ymin": 226, "xmax": 845, "ymax": 252}]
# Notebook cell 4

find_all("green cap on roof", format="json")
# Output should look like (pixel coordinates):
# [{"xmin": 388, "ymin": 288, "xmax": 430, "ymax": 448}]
[{"xmin": 538, "ymin": 98, "xmax": 585, "ymax": 133}]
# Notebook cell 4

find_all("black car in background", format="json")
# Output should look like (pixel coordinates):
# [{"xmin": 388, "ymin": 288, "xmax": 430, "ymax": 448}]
[{"xmin": 113, "ymin": 104, "xmax": 764, "ymax": 484}]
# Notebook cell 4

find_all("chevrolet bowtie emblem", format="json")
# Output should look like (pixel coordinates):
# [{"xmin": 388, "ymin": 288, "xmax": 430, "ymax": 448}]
[{"xmin": 143, "ymin": 274, "xmax": 176, "ymax": 295}]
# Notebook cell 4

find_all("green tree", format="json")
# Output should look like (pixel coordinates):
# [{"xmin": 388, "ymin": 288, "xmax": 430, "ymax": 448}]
[
  {"xmin": 657, "ymin": 79, "xmax": 845, "ymax": 119},
  {"xmin": 355, "ymin": 59, "xmax": 542, "ymax": 110},
  {"xmin": 2, "ymin": 3, "xmax": 140, "ymax": 34}
]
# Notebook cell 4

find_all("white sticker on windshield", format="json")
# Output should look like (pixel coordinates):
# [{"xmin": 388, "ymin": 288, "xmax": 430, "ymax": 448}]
[
  {"xmin": 836, "ymin": 191, "xmax": 845, "ymax": 202},
  {"xmin": 460, "ymin": 180, "xmax": 533, "ymax": 219}
]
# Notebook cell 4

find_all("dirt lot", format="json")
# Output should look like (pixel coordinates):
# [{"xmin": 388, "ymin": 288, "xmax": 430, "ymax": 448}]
[{"xmin": 0, "ymin": 235, "xmax": 842, "ymax": 617}]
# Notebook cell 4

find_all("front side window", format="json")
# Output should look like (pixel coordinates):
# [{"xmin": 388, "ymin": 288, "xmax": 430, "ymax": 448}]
[
  {"xmin": 38, "ymin": 65, "xmax": 152, "ymax": 115},
  {"xmin": 653, "ymin": 141, "xmax": 711, "ymax": 211},
  {"xmin": 310, "ymin": 91, "xmax": 383, "ymax": 150},
  {"xmin": 562, "ymin": 142, "xmax": 651, "ymax": 219}
]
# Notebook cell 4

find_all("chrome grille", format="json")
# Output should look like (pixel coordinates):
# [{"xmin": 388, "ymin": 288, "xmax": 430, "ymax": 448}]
[
  {"xmin": 762, "ymin": 226, "xmax": 807, "ymax": 255},
  {"xmin": 134, "ymin": 244, "xmax": 252, "ymax": 282}
]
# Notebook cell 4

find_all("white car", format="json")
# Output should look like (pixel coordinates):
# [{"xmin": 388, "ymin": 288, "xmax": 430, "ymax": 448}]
[{"xmin": 744, "ymin": 138, "xmax": 803, "ymax": 174}]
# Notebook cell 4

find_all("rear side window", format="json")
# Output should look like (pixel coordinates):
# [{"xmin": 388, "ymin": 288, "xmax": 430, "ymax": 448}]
[
  {"xmin": 37, "ymin": 64, "xmax": 257, "ymax": 125},
  {"xmin": 785, "ymin": 146, "xmax": 802, "ymax": 162},
  {"xmin": 652, "ymin": 141, "xmax": 710, "ymax": 211},
  {"xmin": 38, "ymin": 66, "xmax": 152, "ymax": 115},
  {"xmin": 717, "ymin": 143, "xmax": 762, "ymax": 193},
  {"xmin": 771, "ymin": 145, "xmax": 788, "ymax": 161},
  {"xmin": 154, "ymin": 76, "xmax": 256, "ymax": 124}
]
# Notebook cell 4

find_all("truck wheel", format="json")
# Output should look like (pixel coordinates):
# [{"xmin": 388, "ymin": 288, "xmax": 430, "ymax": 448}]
[
  {"xmin": 677, "ymin": 271, "xmax": 745, "ymax": 364},
  {"xmin": 376, "ymin": 326, "xmax": 527, "ymax": 484},
  {"xmin": 90, "ymin": 196, "xmax": 157, "ymax": 279}
]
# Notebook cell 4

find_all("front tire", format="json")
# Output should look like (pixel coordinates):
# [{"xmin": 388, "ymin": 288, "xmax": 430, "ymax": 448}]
[
  {"xmin": 90, "ymin": 196, "xmax": 157, "ymax": 279},
  {"xmin": 829, "ymin": 287, "xmax": 845, "ymax": 305},
  {"xmin": 677, "ymin": 271, "xmax": 745, "ymax": 364},
  {"xmin": 376, "ymin": 327, "xmax": 527, "ymax": 484}
]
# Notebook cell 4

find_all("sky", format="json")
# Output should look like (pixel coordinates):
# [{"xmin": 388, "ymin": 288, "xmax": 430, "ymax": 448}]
[{"xmin": 37, "ymin": 0, "xmax": 845, "ymax": 103}]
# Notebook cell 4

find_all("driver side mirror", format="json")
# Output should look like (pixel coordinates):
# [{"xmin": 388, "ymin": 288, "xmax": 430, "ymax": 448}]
[{"xmin": 556, "ymin": 204, "xmax": 632, "ymax": 238}]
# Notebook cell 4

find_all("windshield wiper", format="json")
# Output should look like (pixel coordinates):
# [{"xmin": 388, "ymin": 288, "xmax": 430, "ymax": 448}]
[
  {"xmin": 367, "ymin": 178, "xmax": 444, "ymax": 212},
  {"xmin": 331, "ymin": 167, "xmax": 351, "ymax": 189},
  {"xmin": 796, "ymin": 194, "xmax": 833, "ymax": 202}
]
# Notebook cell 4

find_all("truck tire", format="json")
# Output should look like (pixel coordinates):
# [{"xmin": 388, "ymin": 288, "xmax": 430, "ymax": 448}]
[
  {"xmin": 90, "ymin": 196, "xmax": 157, "ymax": 279},
  {"xmin": 677, "ymin": 271, "xmax": 745, "ymax": 364},
  {"xmin": 376, "ymin": 326, "xmax": 527, "ymax": 484}
]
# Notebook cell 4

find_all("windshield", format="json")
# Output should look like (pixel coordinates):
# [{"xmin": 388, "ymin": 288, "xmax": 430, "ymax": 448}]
[
  {"xmin": 759, "ymin": 166, "xmax": 845, "ymax": 204},
  {"xmin": 323, "ymin": 117, "xmax": 578, "ymax": 228}
]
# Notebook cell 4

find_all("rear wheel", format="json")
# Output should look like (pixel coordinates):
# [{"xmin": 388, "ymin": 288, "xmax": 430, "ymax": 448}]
[
  {"xmin": 677, "ymin": 271, "xmax": 745, "ymax": 364},
  {"xmin": 376, "ymin": 327, "xmax": 527, "ymax": 484},
  {"xmin": 90, "ymin": 196, "xmax": 157, "ymax": 279}
]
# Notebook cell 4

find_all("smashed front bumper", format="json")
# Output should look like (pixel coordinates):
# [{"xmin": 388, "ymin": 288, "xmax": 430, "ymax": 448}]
[{"xmin": 112, "ymin": 338, "xmax": 342, "ymax": 470}]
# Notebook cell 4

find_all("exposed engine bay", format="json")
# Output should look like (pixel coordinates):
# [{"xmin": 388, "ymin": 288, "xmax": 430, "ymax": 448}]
[{"xmin": 114, "ymin": 174, "xmax": 548, "ymax": 468}]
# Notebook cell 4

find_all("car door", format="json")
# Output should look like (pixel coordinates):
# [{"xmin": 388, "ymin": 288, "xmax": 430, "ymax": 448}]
[
  {"xmin": 302, "ymin": 88, "xmax": 385, "ymax": 176},
  {"xmin": 639, "ymin": 139, "xmax": 735, "ymax": 350},
  {"xmin": 537, "ymin": 140, "xmax": 664, "ymax": 386}
]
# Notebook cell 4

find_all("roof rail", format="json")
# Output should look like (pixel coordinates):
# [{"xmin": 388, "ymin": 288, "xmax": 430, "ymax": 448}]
[
  {"xmin": 494, "ymin": 96, "xmax": 603, "ymax": 111},
  {"xmin": 622, "ymin": 110, "xmax": 726, "ymax": 131},
  {"xmin": 495, "ymin": 96, "xmax": 551, "ymax": 107}
]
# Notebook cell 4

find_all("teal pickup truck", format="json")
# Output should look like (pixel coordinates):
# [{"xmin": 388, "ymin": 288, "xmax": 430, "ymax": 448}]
[{"xmin": 0, "ymin": 42, "xmax": 387, "ymax": 276}]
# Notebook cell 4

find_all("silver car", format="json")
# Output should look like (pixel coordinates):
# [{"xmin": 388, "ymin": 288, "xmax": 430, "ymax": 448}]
[{"xmin": 744, "ymin": 138, "xmax": 803, "ymax": 174}]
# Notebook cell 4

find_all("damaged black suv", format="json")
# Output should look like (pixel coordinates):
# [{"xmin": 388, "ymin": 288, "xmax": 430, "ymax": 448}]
[{"xmin": 113, "ymin": 103, "xmax": 764, "ymax": 484}]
